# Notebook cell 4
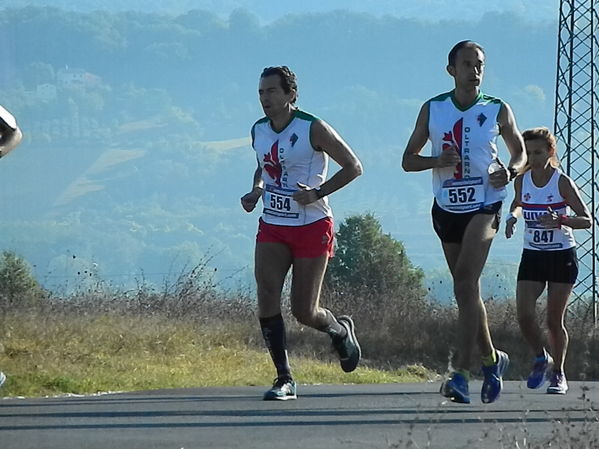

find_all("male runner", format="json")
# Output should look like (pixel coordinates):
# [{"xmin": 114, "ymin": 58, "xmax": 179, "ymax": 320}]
[
  {"xmin": 241, "ymin": 66, "xmax": 363, "ymax": 400},
  {"xmin": 402, "ymin": 41, "xmax": 526, "ymax": 404}
]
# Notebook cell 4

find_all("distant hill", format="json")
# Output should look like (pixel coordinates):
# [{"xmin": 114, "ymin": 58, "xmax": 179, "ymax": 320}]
[{"xmin": 0, "ymin": 6, "xmax": 556, "ymax": 298}]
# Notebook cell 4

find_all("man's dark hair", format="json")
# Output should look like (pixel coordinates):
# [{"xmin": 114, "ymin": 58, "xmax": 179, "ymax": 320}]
[
  {"xmin": 260, "ymin": 66, "xmax": 298, "ymax": 104},
  {"xmin": 448, "ymin": 40, "xmax": 485, "ymax": 66}
]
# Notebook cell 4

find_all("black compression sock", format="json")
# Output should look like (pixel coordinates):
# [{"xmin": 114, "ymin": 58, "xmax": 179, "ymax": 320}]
[{"xmin": 259, "ymin": 314, "xmax": 291, "ymax": 379}]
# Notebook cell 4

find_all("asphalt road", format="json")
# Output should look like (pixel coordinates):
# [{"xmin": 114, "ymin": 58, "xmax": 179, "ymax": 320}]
[{"xmin": 0, "ymin": 381, "xmax": 597, "ymax": 449}]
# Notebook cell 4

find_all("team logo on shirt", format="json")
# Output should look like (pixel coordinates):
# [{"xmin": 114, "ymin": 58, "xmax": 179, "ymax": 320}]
[
  {"xmin": 547, "ymin": 194, "xmax": 554, "ymax": 202},
  {"xmin": 442, "ymin": 119, "xmax": 464, "ymax": 179},
  {"xmin": 524, "ymin": 192, "xmax": 531, "ymax": 202},
  {"xmin": 477, "ymin": 113, "xmax": 487, "ymax": 126},
  {"xmin": 290, "ymin": 133, "xmax": 298, "ymax": 147},
  {"xmin": 263, "ymin": 140, "xmax": 283, "ymax": 187}
]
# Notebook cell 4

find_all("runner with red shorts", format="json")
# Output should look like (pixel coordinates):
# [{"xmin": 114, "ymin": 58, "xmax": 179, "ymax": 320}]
[{"xmin": 241, "ymin": 66, "xmax": 363, "ymax": 400}]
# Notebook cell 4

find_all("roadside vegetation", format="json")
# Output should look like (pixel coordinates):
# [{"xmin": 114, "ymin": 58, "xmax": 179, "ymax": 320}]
[{"xmin": 0, "ymin": 214, "xmax": 597, "ymax": 399}]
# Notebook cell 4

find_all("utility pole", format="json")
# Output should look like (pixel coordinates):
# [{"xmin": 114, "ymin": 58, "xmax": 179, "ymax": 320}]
[{"xmin": 554, "ymin": 0, "xmax": 598, "ymax": 326}]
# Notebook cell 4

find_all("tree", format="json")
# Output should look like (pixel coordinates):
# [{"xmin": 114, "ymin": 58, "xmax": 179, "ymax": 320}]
[
  {"xmin": 0, "ymin": 251, "xmax": 43, "ymax": 309},
  {"xmin": 325, "ymin": 213, "xmax": 425, "ymax": 300},
  {"xmin": 322, "ymin": 214, "xmax": 431, "ymax": 366}
]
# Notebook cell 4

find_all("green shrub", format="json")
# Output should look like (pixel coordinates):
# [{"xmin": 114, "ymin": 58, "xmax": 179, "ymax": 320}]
[{"xmin": 0, "ymin": 250, "xmax": 43, "ymax": 310}]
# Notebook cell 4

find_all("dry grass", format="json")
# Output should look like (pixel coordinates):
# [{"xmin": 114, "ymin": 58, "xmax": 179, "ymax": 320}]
[
  {"xmin": 320, "ymin": 287, "xmax": 598, "ymax": 381},
  {"xmin": 0, "ymin": 260, "xmax": 596, "ymax": 398},
  {"xmin": 0, "ymin": 304, "xmax": 434, "ymax": 397}
]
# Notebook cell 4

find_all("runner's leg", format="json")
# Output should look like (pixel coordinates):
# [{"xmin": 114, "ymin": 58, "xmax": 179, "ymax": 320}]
[
  {"xmin": 291, "ymin": 255, "xmax": 361, "ymax": 372},
  {"xmin": 516, "ymin": 280, "xmax": 546, "ymax": 356},
  {"xmin": 256, "ymin": 242, "xmax": 293, "ymax": 378},
  {"xmin": 545, "ymin": 282, "xmax": 572, "ymax": 373},
  {"xmin": 442, "ymin": 212, "xmax": 496, "ymax": 371},
  {"xmin": 290, "ymin": 255, "xmax": 344, "ymax": 334}
]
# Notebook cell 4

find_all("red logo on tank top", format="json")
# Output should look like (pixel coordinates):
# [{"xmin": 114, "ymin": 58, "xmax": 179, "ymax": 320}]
[
  {"xmin": 263, "ymin": 140, "xmax": 283, "ymax": 187},
  {"xmin": 442, "ymin": 119, "xmax": 463, "ymax": 179}
]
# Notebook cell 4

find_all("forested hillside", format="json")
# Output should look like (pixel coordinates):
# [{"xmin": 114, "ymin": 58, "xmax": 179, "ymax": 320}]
[{"xmin": 0, "ymin": 6, "xmax": 557, "ymax": 293}]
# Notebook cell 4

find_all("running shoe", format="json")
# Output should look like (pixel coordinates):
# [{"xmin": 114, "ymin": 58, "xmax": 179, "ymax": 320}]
[
  {"xmin": 527, "ymin": 353, "xmax": 554, "ymax": 389},
  {"xmin": 440, "ymin": 372, "xmax": 470, "ymax": 404},
  {"xmin": 0, "ymin": 371, "xmax": 5, "ymax": 388},
  {"xmin": 332, "ymin": 315, "xmax": 361, "ymax": 373},
  {"xmin": 481, "ymin": 350, "xmax": 509, "ymax": 404},
  {"xmin": 263, "ymin": 376, "xmax": 297, "ymax": 401},
  {"xmin": 547, "ymin": 371, "xmax": 568, "ymax": 395}
]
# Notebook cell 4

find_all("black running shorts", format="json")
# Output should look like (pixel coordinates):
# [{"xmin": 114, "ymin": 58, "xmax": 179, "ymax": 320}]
[
  {"xmin": 431, "ymin": 200, "xmax": 502, "ymax": 244},
  {"xmin": 517, "ymin": 247, "xmax": 578, "ymax": 284}
]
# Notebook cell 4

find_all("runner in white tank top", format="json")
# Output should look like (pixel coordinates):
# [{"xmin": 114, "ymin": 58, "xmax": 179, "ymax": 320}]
[
  {"xmin": 519, "ymin": 168, "xmax": 576, "ymax": 251},
  {"xmin": 241, "ymin": 66, "xmax": 363, "ymax": 401},
  {"xmin": 428, "ymin": 91, "xmax": 506, "ymax": 213},
  {"xmin": 0, "ymin": 103, "xmax": 24, "ymax": 389},
  {"xmin": 403, "ymin": 41, "xmax": 527, "ymax": 405},
  {"xmin": 505, "ymin": 127, "xmax": 591, "ymax": 395},
  {"xmin": 251, "ymin": 109, "xmax": 332, "ymax": 226}
]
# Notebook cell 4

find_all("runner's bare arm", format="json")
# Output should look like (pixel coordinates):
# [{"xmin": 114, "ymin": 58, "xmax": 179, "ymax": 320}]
[
  {"xmin": 557, "ymin": 175, "xmax": 592, "ymax": 229},
  {"xmin": 241, "ymin": 157, "xmax": 264, "ymax": 212},
  {"xmin": 402, "ymin": 102, "xmax": 460, "ymax": 172},
  {"xmin": 294, "ymin": 119, "xmax": 362, "ymax": 205},
  {"xmin": 0, "ymin": 107, "xmax": 23, "ymax": 158},
  {"xmin": 498, "ymin": 102, "xmax": 526, "ymax": 175},
  {"xmin": 505, "ymin": 175, "xmax": 523, "ymax": 239}
]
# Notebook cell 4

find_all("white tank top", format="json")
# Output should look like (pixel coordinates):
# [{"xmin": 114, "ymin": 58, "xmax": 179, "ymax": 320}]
[
  {"xmin": 251, "ymin": 109, "xmax": 333, "ymax": 226},
  {"xmin": 0, "ymin": 104, "xmax": 17, "ymax": 130},
  {"xmin": 520, "ymin": 169, "xmax": 576, "ymax": 251},
  {"xmin": 428, "ymin": 91, "xmax": 505, "ymax": 213}
]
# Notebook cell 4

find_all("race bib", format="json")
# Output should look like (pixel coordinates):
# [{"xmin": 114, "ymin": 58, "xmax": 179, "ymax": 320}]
[
  {"xmin": 439, "ymin": 177, "xmax": 485, "ymax": 212},
  {"xmin": 263, "ymin": 185, "xmax": 300, "ymax": 219}
]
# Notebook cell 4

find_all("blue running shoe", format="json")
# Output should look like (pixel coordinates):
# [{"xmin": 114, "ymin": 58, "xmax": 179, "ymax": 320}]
[
  {"xmin": 440, "ymin": 372, "xmax": 470, "ymax": 404},
  {"xmin": 481, "ymin": 350, "xmax": 509, "ymax": 404},
  {"xmin": 547, "ymin": 371, "xmax": 568, "ymax": 395},
  {"xmin": 527, "ymin": 354, "xmax": 554, "ymax": 389},
  {"xmin": 332, "ymin": 315, "xmax": 361, "ymax": 373},
  {"xmin": 0, "ymin": 371, "xmax": 5, "ymax": 388},
  {"xmin": 263, "ymin": 376, "xmax": 297, "ymax": 401}
]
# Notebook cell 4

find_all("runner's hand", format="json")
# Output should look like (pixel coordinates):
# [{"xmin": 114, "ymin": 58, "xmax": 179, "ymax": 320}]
[
  {"xmin": 489, "ymin": 159, "xmax": 510, "ymax": 188},
  {"xmin": 294, "ymin": 182, "xmax": 319, "ymax": 205},
  {"xmin": 505, "ymin": 216, "xmax": 517, "ymax": 239},
  {"xmin": 538, "ymin": 206, "xmax": 560, "ymax": 228},
  {"xmin": 240, "ymin": 187, "xmax": 262, "ymax": 212},
  {"xmin": 436, "ymin": 145, "xmax": 461, "ymax": 168}
]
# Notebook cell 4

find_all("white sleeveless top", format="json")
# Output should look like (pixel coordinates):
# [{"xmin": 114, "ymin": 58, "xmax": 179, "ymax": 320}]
[
  {"xmin": 0, "ymin": 105, "xmax": 17, "ymax": 130},
  {"xmin": 251, "ymin": 109, "xmax": 332, "ymax": 226},
  {"xmin": 428, "ymin": 91, "xmax": 505, "ymax": 213},
  {"xmin": 520, "ymin": 169, "xmax": 576, "ymax": 251}
]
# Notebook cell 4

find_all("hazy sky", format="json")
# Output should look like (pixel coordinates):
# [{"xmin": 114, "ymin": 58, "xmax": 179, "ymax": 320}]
[{"xmin": 13, "ymin": 0, "xmax": 560, "ymax": 24}]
